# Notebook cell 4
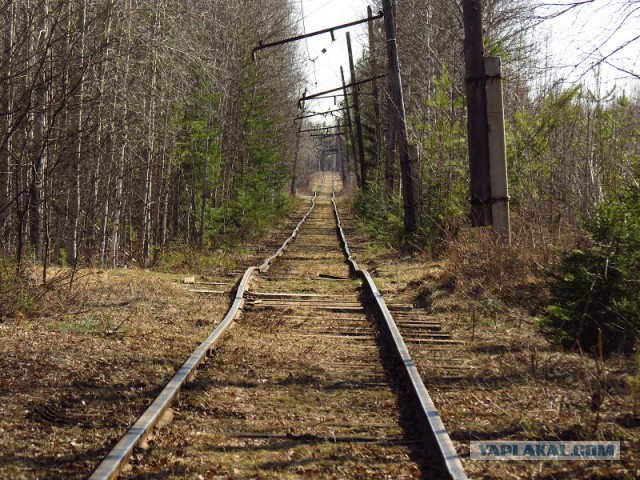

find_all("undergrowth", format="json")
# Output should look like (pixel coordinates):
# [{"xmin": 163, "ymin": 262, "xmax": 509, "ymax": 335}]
[
  {"xmin": 0, "ymin": 258, "xmax": 40, "ymax": 321},
  {"xmin": 442, "ymin": 221, "xmax": 553, "ymax": 320},
  {"xmin": 154, "ymin": 195, "xmax": 294, "ymax": 274},
  {"xmin": 542, "ymin": 181, "xmax": 640, "ymax": 354},
  {"xmin": 351, "ymin": 187, "xmax": 405, "ymax": 248},
  {"xmin": 0, "ymin": 257, "xmax": 88, "ymax": 323},
  {"xmin": 155, "ymin": 245, "xmax": 243, "ymax": 275}
]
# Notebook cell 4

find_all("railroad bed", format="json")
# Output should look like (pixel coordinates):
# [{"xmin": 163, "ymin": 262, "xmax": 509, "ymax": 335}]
[{"xmin": 92, "ymin": 174, "xmax": 466, "ymax": 479}]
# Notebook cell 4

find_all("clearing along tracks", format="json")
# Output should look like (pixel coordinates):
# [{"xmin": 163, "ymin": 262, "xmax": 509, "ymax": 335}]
[{"xmin": 96, "ymin": 172, "xmax": 465, "ymax": 479}]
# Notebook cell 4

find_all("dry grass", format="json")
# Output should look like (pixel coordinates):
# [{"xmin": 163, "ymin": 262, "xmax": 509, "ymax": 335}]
[
  {"xmin": 0, "ymin": 268, "xmax": 233, "ymax": 479},
  {"xmin": 0, "ymin": 199, "xmax": 313, "ymax": 479}
]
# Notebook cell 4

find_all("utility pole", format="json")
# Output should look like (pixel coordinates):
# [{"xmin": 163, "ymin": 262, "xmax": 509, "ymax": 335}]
[
  {"xmin": 385, "ymin": 110, "xmax": 396, "ymax": 199},
  {"xmin": 347, "ymin": 32, "xmax": 368, "ymax": 192},
  {"xmin": 291, "ymin": 125, "xmax": 302, "ymax": 195},
  {"xmin": 368, "ymin": 6, "xmax": 382, "ymax": 169},
  {"xmin": 462, "ymin": 0, "xmax": 492, "ymax": 226},
  {"xmin": 250, "ymin": 8, "xmax": 384, "ymax": 197},
  {"xmin": 485, "ymin": 56, "xmax": 511, "ymax": 244},
  {"xmin": 341, "ymin": 66, "xmax": 362, "ymax": 188},
  {"xmin": 291, "ymin": 96, "xmax": 306, "ymax": 195},
  {"xmin": 337, "ymin": 132, "xmax": 348, "ymax": 186},
  {"xmin": 381, "ymin": 0, "xmax": 420, "ymax": 235}
]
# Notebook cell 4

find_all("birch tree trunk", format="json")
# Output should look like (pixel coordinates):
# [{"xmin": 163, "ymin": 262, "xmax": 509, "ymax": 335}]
[
  {"xmin": 87, "ymin": 1, "xmax": 115, "ymax": 257},
  {"xmin": 0, "ymin": 2, "xmax": 15, "ymax": 237},
  {"xmin": 29, "ymin": 0, "xmax": 50, "ymax": 261},
  {"xmin": 65, "ymin": 0, "xmax": 87, "ymax": 265},
  {"xmin": 110, "ymin": 0, "xmax": 133, "ymax": 268},
  {"xmin": 199, "ymin": 84, "xmax": 215, "ymax": 245},
  {"xmin": 140, "ymin": 0, "xmax": 161, "ymax": 266}
]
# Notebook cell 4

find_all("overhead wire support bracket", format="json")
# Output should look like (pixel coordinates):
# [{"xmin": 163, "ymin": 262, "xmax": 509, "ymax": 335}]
[
  {"xmin": 298, "ymin": 74, "xmax": 387, "ymax": 108},
  {"xmin": 309, "ymin": 93, "xmax": 376, "ymax": 102},
  {"xmin": 298, "ymin": 125, "xmax": 344, "ymax": 134},
  {"xmin": 294, "ymin": 107, "xmax": 350, "ymax": 121},
  {"xmin": 252, "ymin": 11, "xmax": 384, "ymax": 61}
]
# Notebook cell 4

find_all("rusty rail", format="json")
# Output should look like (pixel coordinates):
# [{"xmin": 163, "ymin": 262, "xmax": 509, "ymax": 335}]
[
  {"xmin": 331, "ymin": 191, "xmax": 469, "ymax": 480},
  {"xmin": 91, "ymin": 185, "xmax": 467, "ymax": 479},
  {"xmin": 90, "ymin": 194, "xmax": 317, "ymax": 480}
]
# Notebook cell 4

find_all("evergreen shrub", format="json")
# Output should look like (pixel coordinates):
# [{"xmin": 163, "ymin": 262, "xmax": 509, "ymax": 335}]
[{"xmin": 543, "ymin": 181, "xmax": 640, "ymax": 354}]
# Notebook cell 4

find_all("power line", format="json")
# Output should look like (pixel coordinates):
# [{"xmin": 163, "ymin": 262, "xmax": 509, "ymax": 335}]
[{"xmin": 299, "ymin": 0, "xmax": 318, "ymax": 87}]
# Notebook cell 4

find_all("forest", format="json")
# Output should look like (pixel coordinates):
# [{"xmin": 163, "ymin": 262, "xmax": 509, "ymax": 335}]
[
  {"xmin": 0, "ymin": 0, "xmax": 301, "ymax": 273},
  {"xmin": 1, "ymin": 1, "xmax": 639, "ymax": 342}
]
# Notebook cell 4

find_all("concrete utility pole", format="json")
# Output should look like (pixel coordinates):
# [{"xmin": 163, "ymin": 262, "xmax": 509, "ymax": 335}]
[
  {"xmin": 381, "ymin": 0, "xmax": 420, "ymax": 235},
  {"xmin": 347, "ymin": 32, "xmax": 368, "ymax": 192},
  {"xmin": 462, "ymin": 0, "xmax": 492, "ymax": 226},
  {"xmin": 485, "ymin": 56, "xmax": 511, "ymax": 244}
]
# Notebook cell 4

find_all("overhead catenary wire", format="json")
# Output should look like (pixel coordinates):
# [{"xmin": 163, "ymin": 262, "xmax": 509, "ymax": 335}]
[
  {"xmin": 286, "ymin": 3, "xmax": 383, "ymax": 115},
  {"xmin": 299, "ymin": 0, "xmax": 318, "ymax": 87},
  {"xmin": 310, "ymin": 133, "xmax": 347, "ymax": 138}
]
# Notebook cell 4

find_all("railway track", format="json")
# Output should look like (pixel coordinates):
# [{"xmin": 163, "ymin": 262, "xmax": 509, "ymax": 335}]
[{"xmin": 91, "ymin": 173, "xmax": 468, "ymax": 479}]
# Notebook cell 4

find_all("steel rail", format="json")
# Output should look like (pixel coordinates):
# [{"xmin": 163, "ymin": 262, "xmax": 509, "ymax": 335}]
[
  {"xmin": 331, "ymin": 191, "xmax": 469, "ymax": 480},
  {"xmin": 90, "ymin": 193, "xmax": 318, "ymax": 480}
]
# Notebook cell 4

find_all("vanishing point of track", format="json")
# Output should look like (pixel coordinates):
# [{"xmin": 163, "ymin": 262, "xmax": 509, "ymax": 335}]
[{"xmin": 91, "ymin": 173, "xmax": 468, "ymax": 479}]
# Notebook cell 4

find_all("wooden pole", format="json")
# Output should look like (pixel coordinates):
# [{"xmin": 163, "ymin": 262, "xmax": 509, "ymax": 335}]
[
  {"xmin": 485, "ymin": 56, "xmax": 511, "ymax": 244},
  {"xmin": 347, "ymin": 31, "xmax": 368, "ymax": 192},
  {"xmin": 341, "ymin": 66, "xmax": 361, "ymax": 188},
  {"xmin": 337, "ymin": 132, "xmax": 348, "ymax": 186},
  {"xmin": 462, "ymin": 0, "xmax": 492, "ymax": 226},
  {"xmin": 291, "ymin": 126, "xmax": 302, "ymax": 195},
  {"xmin": 385, "ymin": 109, "xmax": 396, "ymax": 199},
  {"xmin": 292, "ymin": 92, "xmax": 308, "ymax": 195},
  {"xmin": 368, "ymin": 6, "xmax": 382, "ymax": 170},
  {"xmin": 381, "ymin": 0, "xmax": 420, "ymax": 234}
]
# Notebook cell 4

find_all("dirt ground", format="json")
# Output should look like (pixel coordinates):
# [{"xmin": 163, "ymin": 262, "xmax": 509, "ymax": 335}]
[{"xmin": 1, "ymin": 174, "xmax": 639, "ymax": 479}]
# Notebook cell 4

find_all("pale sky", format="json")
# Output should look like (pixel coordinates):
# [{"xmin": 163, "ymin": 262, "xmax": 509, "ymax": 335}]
[
  {"xmin": 541, "ymin": 0, "xmax": 640, "ymax": 92},
  {"xmin": 290, "ymin": 0, "xmax": 639, "ymax": 119}
]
